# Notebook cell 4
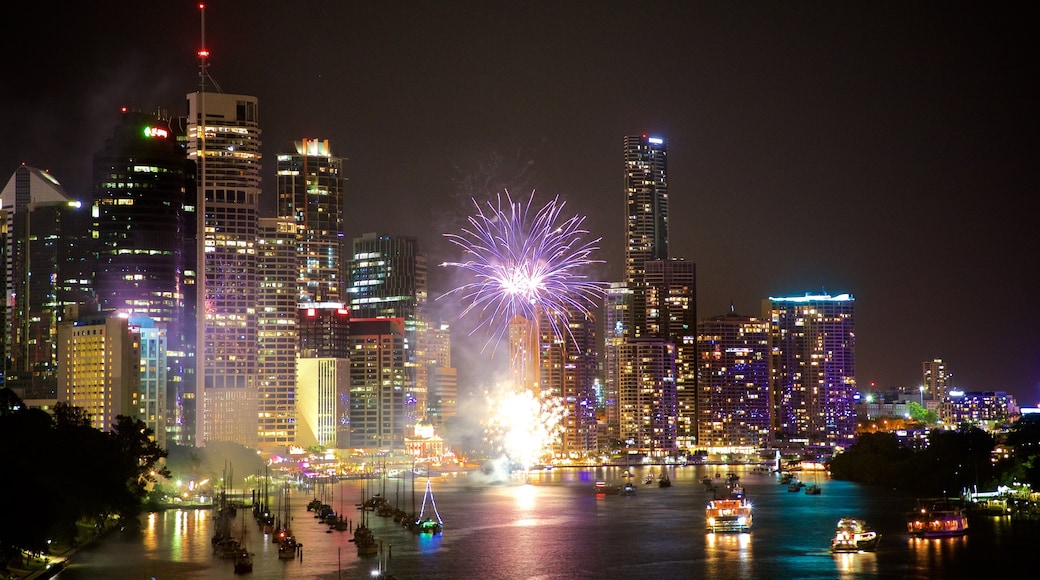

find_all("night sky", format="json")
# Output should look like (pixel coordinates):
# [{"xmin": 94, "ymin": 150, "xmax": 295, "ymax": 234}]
[{"xmin": 2, "ymin": 2, "xmax": 1036, "ymax": 402}]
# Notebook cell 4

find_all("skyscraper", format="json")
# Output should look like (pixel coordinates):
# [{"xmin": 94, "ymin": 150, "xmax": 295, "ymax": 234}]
[
  {"xmin": 425, "ymin": 322, "xmax": 457, "ymax": 430},
  {"xmin": 540, "ymin": 307, "xmax": 598, "ymax": 457},
  {"xmin": 298, "ymin": 303, "xmax": 351, "ymax": 446},
  {"xmin": 348, "ymin": 318, "xmax": 408, "ymax": 450},
  {"xmin": 0, "ymin": 168, "xmax": 92, "ymax": 398},
  {"xmin": 1, "ymin": 165, "xmax": 78, "ymax": 390},
  {"xmin": 276, "ymin": 139, "xmax": 345, "ymax": 304},
  {"xmin": 184, "ymin": 90, "xmax": 262, "ymax": 447},
  {"xmin": 256, "ymin": 217, "xmax": 299, "ymax": 450},
  {"xmin": 696, "ymin": 307, "xmax": 771, "ymax": 451},
  {"xmin": 617, "ymin": 337, "xmax": 677, "ymax": 456},
  {"xmin": 623, "ymin": 134, "xmax": 668, "ymax": 339},
  {"xmin": 349, "ymin": 233, "xmax": 427, "ymax": 426},
  {"xmin": 644, "ymin": 258, "xmax": 697, "ymax": 449},
  {"xmin": 766, "ymin": 292, "xmax": 857, "ymax": 450},
  {"xmin": 92, "ymin": 110, "xmax": 196, "ymax": 441},
  {"xmin": 922, "ymin": 358, "xmax": 950, "ymax": 401},
  {"xmin": 600, "ymin": 282, "xmax": 629, "ymax": 448}
]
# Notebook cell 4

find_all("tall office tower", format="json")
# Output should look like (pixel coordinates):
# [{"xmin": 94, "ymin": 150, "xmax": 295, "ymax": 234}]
[
  {"xmin": 298, "ymin": 304, "xmax": 351, "ymax": 446},
  {"xmin": 508, "ymin": 315, "xmax": 540, "ymax": 392},
  {"xmin": 256, "ymin": 217, "xmax": 299, "ymax": 451},
  {"xmin": 276, "ymin": 139, "xmax": 346, "ymax": 304},
  {"xmin": 600, "ymin": 282, "xmax": 629, "ymax": 447},
  {"xmin": 623, "ymin": 134, "xmax": 668, "ymax": 339},
  {"xmin": 7, "ymin": 194, "xmax": 92, "ymax": 398},
  {"xmin": 540, "ymin": 308, "xmax": 598, "ymax": 457},
  {"xmin": 349, "ymin": 233, "xmax": 427, "ymax": 426},
  {"xmin": 130, "ymin": 314, "xmax": 168, "ymax": 450},
  {"xmin": 57, "ymin": 306, "xmax": 141, "ymax": 431},
  {"xmin": 766, "ymin": 293, "xmax": 857, "ymax": 450},
  {"xmin": 617, "ymin": 338, "xmax": 677, "ymax": 456},
  {"xmin": 184, "ymin": 90, "xmax": 262, "ymax": 448},
  {"xmin": 348, "ymin": 318, "xmax": 408, "ymax": 450},
  {"xmin": 922, "ymin": 358, "xmax": 950, "ymax": 401},
  {"xmin": 644, "ymin": 258, "xmax": 697, "ymax": 450},
  {"xmin": 425, "ymin": 322, "xmax": 457, "ymax": 429},
  {"xmin": 2, "ymin": 166, "xmax": 78, "ymax": 390},
  {"xmin": 696, "ymin": 307, "xmax": 772, "ymax": 451},
  {"xmin": 92, "ymin": 110, "xmax": 197, "ymax": 441}
]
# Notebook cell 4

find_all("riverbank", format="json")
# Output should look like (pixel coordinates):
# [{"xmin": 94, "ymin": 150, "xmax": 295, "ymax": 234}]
[{"xmin": 5, "ymin": 520, "xmax": 120, "ymax": 580}]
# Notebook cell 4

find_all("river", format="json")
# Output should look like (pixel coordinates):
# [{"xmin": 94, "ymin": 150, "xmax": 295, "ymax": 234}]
[{"xmin": 53, "ymin": 465, "xmax": 1030, "ymax": 579}]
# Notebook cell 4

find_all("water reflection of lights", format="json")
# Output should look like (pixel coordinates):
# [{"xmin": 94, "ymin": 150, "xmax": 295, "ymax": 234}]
[
  {"xmin": 834, "ymin": 550, "xmax": 878, "ymax": 574},
  {"xmin": 706, "ymin": 532, "xmax": 751, "ymax": 550},
  {"xmin": 512, "ymin": 481, "xmax": 538, "ymax": 512},
  {"xmin": 909, "ymin": 535, "xmax": 969, "ymax": 570}
]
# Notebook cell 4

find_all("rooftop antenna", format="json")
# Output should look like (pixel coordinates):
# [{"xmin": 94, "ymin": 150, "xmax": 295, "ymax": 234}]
[{"xmin": 197, "ymin": 3, "xmax": 223, "ymax": 93}]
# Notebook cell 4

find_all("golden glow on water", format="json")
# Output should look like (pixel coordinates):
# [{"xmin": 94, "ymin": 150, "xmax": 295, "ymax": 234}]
[
  {"xmin": 834, "ymin": 551, "xmax": 878, "ymax": 576},
  {"xmin": 705, "ymin": 531, "xmax": 751, "ymax": 578},
  {"xmin": 909, "ymin": 535, "xmax": 969, "ymax": 570}
]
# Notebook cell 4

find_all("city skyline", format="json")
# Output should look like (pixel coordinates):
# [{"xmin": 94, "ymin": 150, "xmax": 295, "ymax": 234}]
[{"xmin": 1, "ymin": 2, "xmax": 1034, "ymax": 402}]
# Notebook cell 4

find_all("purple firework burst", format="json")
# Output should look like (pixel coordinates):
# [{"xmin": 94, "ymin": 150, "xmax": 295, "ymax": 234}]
[{"xmin": 441, "ymin": 191, "xmax": 605, "ymax": 347}]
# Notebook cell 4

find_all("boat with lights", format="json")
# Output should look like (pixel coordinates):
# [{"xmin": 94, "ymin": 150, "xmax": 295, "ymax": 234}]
[
  {"xmin": 906, "ymin": 499, "xmax": 969, "ymax": 538},
  {"xmin": 830, "ymin": 517, "xmax": 880, "ymax": 552},
  {"xmin": 414, "ymin": 479, "xmax": 444, "ymax": 534},
  {"xmin": 705, "ymin": 492, "xmax": 752, "ymax": 533}
]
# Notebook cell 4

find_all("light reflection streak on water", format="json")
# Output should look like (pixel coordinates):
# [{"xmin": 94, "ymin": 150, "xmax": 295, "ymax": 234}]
[
  {"xmin": 511, "ymin": 481, "xmax": 541, "ymax": 526},
  {"xmin": 705, "ymin": 532, "xmax": 751, "ymax": 578},
  {"xmin": 909, "ymin": 536, "xmax": 969, "ymax": 571}
]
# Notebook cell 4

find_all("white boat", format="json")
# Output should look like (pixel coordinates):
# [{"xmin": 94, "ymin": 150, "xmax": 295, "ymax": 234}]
[{"xmin": 830, "ymin": 517, "xmax": 880, "ymax": 552}]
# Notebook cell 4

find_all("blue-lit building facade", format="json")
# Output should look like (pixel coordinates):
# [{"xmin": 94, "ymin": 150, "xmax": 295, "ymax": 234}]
[
  {"xmin": 696, "ymin": 307, "xmax": 772, "ymax": 451},
  {"xmin": 766, "ymin": 293, "xmax": 857, "ymax": 450}
]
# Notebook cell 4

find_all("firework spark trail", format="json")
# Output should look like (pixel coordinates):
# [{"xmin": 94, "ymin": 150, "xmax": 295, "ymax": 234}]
[{"xmin": 440, "ymin": 190, "xmax": 606, "ymax": 349}]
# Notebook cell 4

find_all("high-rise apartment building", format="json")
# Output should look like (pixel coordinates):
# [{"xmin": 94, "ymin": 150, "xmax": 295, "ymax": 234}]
[
  {"xmin": 617, "ymin": 337, "xmax": 677, "ymax": 456},
  {"xmin": 276, "ymin": 139, "xmax": 345, "ymax": 304},
  {"xmin": 540, "ymin": 307, "xmax": 598, "ymax": 457},
  {"xmin": 644, "ymin": 258, "xmax": 697, "ymax": 449},
  {"xmin": 256, "ymin": 217, "xmax": 299, "ymax": 450},
  {"xmin": 922, "ymin": 358, "xmax": 950, "ymax": 401},
  {"xmin": 349, "ymin": 233, "xmax": 427, "ymax": 426},
  {"xmin": 57, "ymin": 307, "xmax": 140, "ymax": 431},
  {"xmin": 184, "ymin": 90, "xmax": 262, "ymax": 448},
  {"xmin": 600, "ymin": 282, "xmax": 629, "ymax": 447},
  {"xmin": 623, "ymin": 134, "xmax": 668, "ymax": 339},
  {"xmin": 92, "ymin": 110, "xmax": 196, "ymax": 442},
  {"xmin": 766, "ymin": 293, "xmax": 856, "ymax": 450},
  {"xmin": 696, "ymin": 307, "xmax": 771, "ymax": 451}
]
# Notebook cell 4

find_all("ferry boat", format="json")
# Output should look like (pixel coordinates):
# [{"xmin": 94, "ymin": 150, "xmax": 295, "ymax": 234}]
[
  {"xmin": 830, "ymin": 517, "xmax": 880, "ymax": 552},
  {"xmin": 705, "ymin": 494, "xmax": 752, "ymax": 533},
  {"xmin": 906, "ymin": 499, "xmax": 969, "ymax": 537}
]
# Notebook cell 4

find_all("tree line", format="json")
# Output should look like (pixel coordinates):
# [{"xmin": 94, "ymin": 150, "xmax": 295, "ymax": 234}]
[
  {"xmin": 0, "ymin": 388, "xmax": 168, "ymax": 569},
  {"xmin": 830, "ymin": 415, "xmax": 1040, "ymax": 495}
]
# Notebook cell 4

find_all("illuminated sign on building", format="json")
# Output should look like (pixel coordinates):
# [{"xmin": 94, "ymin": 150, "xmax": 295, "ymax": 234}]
[{"xmin": 143, "ymin": 126, "xmax": 169, "ymax": 139}]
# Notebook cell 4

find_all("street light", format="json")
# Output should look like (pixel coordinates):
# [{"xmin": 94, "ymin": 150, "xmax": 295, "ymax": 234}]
[{"xmin": 919, "ymin": 385, "xmax": 925, "ymax": 406}]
